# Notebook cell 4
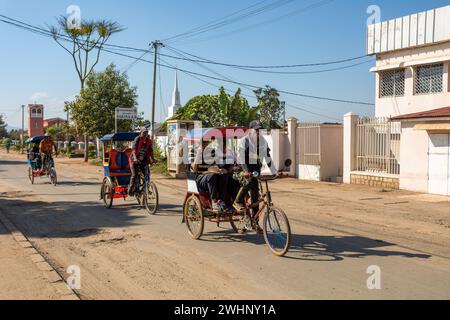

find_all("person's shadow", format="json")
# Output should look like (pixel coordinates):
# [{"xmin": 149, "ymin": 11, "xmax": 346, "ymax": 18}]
[{"xmin": 201, "ymin": 230, "xmax": 431, "ymax": 261}]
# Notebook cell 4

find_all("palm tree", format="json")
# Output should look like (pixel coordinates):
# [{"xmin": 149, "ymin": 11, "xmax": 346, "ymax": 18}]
[{"xmin": 49, "ymin": 17, "xmax": 123, "ymax": 161}]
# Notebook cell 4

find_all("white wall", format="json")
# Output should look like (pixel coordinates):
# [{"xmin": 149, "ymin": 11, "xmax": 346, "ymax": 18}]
[
  {"xmin": 261, "ymin": 130, "xmax": 289, "ymax": 174},
  {"xmin": 156, "ymin": 136, "xmax": 168, "ymax": 157},
  {"xmin": 399, "ymin": 123, "xmax": 430, "ymax": 193},
  {"xmin": 320, "ymin": 125, "xmax": 344, "ymax": 181},
  {"xmin": 374, "ymin": 42, "xmax": 450, "ymax": 118},
  {"xmin": 367, "ymin": 5, "xmax": 450, "ymax": 55}
]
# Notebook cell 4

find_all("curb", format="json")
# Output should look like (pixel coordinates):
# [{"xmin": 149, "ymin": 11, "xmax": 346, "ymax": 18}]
[{"xmin": 0, "ymin": 208, "xmax": 80, "ymax": 300}]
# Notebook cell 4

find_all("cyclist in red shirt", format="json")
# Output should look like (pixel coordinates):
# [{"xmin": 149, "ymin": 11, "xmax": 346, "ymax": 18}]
[{"xmin": 128, "ymin": 127, "xmax": 155, "ymax": 196}]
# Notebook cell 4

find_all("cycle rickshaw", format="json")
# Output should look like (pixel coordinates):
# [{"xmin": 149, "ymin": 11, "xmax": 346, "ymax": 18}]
[
  {"xmin": 26, "ymin": 136, "xmax": 58, "ymax": 186},
  {"xmin": 182, "ymin": 127, "xmax": 292, "ymax": 257},
  {"xmin": 100, "ymin": 132, "xmax": 159, "ymax": 215}
]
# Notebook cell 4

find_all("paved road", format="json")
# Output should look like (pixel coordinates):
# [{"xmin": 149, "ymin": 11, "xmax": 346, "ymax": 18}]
[{"xmin": 0, "ymin": 157, "xmax": 449, "ymax": 299}]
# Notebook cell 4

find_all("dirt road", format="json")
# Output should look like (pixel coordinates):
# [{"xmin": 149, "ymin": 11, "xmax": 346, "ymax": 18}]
[{"xmin": 0, "ymin": 151, "xmax": 449, "ymax": 299}]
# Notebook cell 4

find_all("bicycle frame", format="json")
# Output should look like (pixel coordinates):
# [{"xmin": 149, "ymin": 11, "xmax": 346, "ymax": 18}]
[
  {"xmin": 246, "ymin": 179, "xmax": 272, "ymax": 223},
  {"xmin": 42, "ymin": 156, "xmax": 54, "ymax": 173},
  {"xmin": 135, "ymin": 164, "xmax": 150, "ymax": 197}
]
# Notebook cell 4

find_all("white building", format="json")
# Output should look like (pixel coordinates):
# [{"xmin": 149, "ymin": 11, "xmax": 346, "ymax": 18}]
[
  {"xmin": 168, "ymin": 71, "xmax": 182, "ymax": 119},
  {"xmin": 366, "ymin": 5, "xmax": 450, "ymax": 196}
]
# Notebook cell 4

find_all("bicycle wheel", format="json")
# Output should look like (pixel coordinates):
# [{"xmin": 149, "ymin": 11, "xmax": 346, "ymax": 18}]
[
  {"xmin": 143, "ymin": 181, "xmax": 159, "ymax": 215},
  {"xmin": 101, "ymin": 178, "xmax": 114, "ymax": 209},
  {"xmin": 263, "ymin": 207, "xmax": 291, "ymax": 257},
  {"xmin": 49, "ymin": 168, "xmax": 57, "ymax": 186},
  {"xmin": 184, "ymin": 195, "xmax": 204, "ymax": 240}
]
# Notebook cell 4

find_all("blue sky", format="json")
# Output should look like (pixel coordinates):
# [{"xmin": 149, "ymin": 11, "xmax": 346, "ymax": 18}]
[{"xmin": 1, "ymin": 0, "xmax": 449, "ymax": 128}]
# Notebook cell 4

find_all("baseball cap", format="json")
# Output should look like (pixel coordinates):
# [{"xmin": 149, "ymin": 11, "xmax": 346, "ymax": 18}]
[{"xmin": 140, "ymin": 127, "xmax": 149, "ymax": 134}]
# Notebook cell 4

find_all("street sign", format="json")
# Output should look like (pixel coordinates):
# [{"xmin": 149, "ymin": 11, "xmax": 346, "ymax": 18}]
[
  {"xmin": 116, "ymin": 108, "xmax": 137, "ymax": 120},
  {"xmin": 115, "ymin": 108, "xmax": 138, "ymax": 133}
]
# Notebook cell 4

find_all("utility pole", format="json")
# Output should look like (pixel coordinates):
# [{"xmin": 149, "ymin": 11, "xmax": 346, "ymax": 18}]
[
  {"xmin": 65, "ymin": 101, "xmax": 69, "ymax": 123},
  {"xmin": 150, "ymin": 40, "xmax": 164, "ymax": 140},
  {"xmin": 281, "ymin": 101, "xmax": 286, "ymax": 129},
  {"xmin": 21, "ymin": 104, "xmax": 25, "ymax": 153}
]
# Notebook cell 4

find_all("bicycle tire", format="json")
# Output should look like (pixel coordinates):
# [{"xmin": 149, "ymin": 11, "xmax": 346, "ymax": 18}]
[{"xmin": 263, "ymin": 207, "xmax": 291, "ymax": 257}]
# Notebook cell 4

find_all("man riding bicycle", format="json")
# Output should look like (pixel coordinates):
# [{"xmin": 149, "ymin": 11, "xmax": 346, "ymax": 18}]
[
  {"xmin": 128, "ymin": 127, "xmax": 155, "ymax": 196},
  {"xmin": 234, "ymin": 120, "xmax": 276, "ymax": 219},
  {"xmin": 39, "ymin": 133, "xmax": 57, "ymax": 171}
]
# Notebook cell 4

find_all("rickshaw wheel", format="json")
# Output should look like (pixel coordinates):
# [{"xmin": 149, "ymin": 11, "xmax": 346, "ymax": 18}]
[
  {"xmin": 28, "ymin": 168, "xmax": 34, "ymax": 185},
  {"xmin": 184, "ymin": 195, "xmax": 204, "ymax": 240},
  {"xmin": 101, "ymin": 178, "xmax": 114, "ymax": 209},
  {"xmin": 143, "ymin": 181, "xmax": 159, "ymax": 215}
]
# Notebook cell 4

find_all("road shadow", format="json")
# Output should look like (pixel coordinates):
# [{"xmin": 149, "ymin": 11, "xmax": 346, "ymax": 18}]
[
  {"xmin": 0, "ymin": 160, "xmax": 27, "ymax": 166},
  {"xmin": 57, "ymin": 181, "xmax": 100, "ymax": 187},
  {"xmin": 157, "ymin": 204, "xmax": 184, "ymax": 216},
  {"xmin": 0, "ymin": 196, "xmax": 147, "ymax": 238},
  {"xmin": 201, "ymin": 230, "xmax": 432, "ymax": 262}
]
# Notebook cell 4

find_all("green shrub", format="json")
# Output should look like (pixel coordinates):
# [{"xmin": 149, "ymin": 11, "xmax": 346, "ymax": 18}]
[
  {"xmin": 88, "ymin": 144, "xmax": 98, "ymax": 159},
  {"xmin": 62, "ymin": 145, "xmax": 75, "ymax": 157},
  {"xmin": 152, "ymin": 142, "xmax": 168, "ymax": 176},
  {"xmin": 13, "ymin": 143, "xmax": 23, "ymax": 152}
]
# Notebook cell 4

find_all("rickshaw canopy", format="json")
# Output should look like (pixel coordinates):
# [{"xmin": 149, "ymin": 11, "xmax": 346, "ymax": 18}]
[
  {"xmin": 26, "ymin": 136, "xmax": 45, "ymax": 144},
  {"xmin": 101, "ymin": 132, "xmax": 140, "ymax": 143}
]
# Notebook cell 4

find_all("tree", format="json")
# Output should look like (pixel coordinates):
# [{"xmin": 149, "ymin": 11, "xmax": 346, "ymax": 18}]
[
  {"xmin": 8, "ymin": 129, "xmax": 21, "ymax": 140},
  {"xmin": 45, "ymin": 125, "xmax": 65, "ymax": 141},
  {"xmin": 50, "ymin": 16, "xmax": 123, "ymax": 161},
  {"xmin": 217, "ymin": 87, "xmax": 257, "ymax": 127},
  {"xmin": 0, "ymin": 114, "xmax": 7, "ymax": 138},
  {"xmin": 169, "ymin": 87, "xmax": 259, "ymax": 128},
  {"xmin": 65, "ymin": 64, "xmax": 138, "ymax": 139},
  {"xmin": 254, "ymin": 86, "xmax": 283, "ymax": 129},
  {"xmin": 134, "ymin": 112, "xmax": 151, "ymax": 130},
  {"xmin": 171, "ymin": 94, "xmax": 219, "ymax": 127}
]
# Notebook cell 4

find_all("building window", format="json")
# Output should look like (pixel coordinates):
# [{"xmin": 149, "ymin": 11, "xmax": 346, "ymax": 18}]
[
  {"xmin": 414, "ymin": 63, "xmax": 443, "ymax": 95},
  {"xmin": 379, "ymin": 69, "xmax": 405, "ymax": 98}
]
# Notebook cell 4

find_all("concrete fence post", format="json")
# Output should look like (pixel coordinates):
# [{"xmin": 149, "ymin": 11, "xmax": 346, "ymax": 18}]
[
  {"xmin": 287, "ymin": 117, "xmax": 298, "ymax": 177},
  {"xmin": 343, "ymin": 112, "xmax": 359, "ymax": 184}
]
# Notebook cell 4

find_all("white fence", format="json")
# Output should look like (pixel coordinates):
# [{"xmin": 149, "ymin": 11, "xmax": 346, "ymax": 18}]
[
  {"xmin": 356, "ymin": 117, "xmax": 401, "ymax": 175},
  {"xmin": 297, "ymin": 123, "xmax": 321, "ymax": 166}
]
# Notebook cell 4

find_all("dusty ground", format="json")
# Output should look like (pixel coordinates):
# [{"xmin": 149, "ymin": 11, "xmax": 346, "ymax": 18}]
[
  {"xmin": 0, "ymin": 221, "xmax": 63, "ymax": 300},
  {"xmin": 0, "ymin": 150, "xmax": 449, "ymax": 300}
]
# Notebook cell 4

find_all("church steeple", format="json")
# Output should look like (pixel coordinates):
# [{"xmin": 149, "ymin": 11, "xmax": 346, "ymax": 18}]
[{"xmin": 168, "ymin": 70, "xmax": 181, "ymax": 118}]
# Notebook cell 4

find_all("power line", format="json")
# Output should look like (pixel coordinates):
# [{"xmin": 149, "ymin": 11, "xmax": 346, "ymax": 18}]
[
  {"xmin": 159, "ymin": 56, "xmax": 341, "ymax": 121},
  {"xmin": 0, "ymin": 13, "xmax": 375, "ymax": 106},
  {"xmin": 166, "ymin": 45, "xmax": 373, "ymax": 75},
  {"xmin": 160, "ymin": 48, "xmax": 374, "ymax": 106},
  {"xmin": 123, "ymin": 50, "xmax": 149, "ymax": 73},
  {"xmin": 165, "ymin": 46, "xmax": 255, "ymax": 92},
  {"xmin": 162, "ymin": 0, "xmax": 271, "ymax": 43},
  {"xmin": 174, "ymin": 0, "xmax": 335, "ymax": 45},
  {"xmin": 166, "ymin": 45, "xmax": 368, "ymax": 69},
  {"xmin": 158, "ymin": 55, "xmax": 168, "ymax": 121},
  {"xmin": 1, "ymin": 13, "xmax": 369, "ymax": 71},
  {"xmin": 162, "ymin": 0, "xmax": 294, "ymax": 44}
]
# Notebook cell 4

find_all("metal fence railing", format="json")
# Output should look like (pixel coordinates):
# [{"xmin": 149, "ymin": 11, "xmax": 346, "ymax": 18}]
[
  {"xmin": 356, "ymin": 117, "xmax": 401, "ymax": 175},
  {"xmin": 297, "ymin": 123, "xmax": 321, "ymax": 166}
]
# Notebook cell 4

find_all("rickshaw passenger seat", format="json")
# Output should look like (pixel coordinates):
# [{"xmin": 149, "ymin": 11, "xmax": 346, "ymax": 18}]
[
  {"xmin": 122, "ymin": 149, "xmax": 133, "ymax": 172},
  {"xmin": 109, "ymin": 149, "xmax": 122, "ymax": 172},
  {"xmin": 109, "ymin": 149, "xmax": 133, "ymax": 174}
]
